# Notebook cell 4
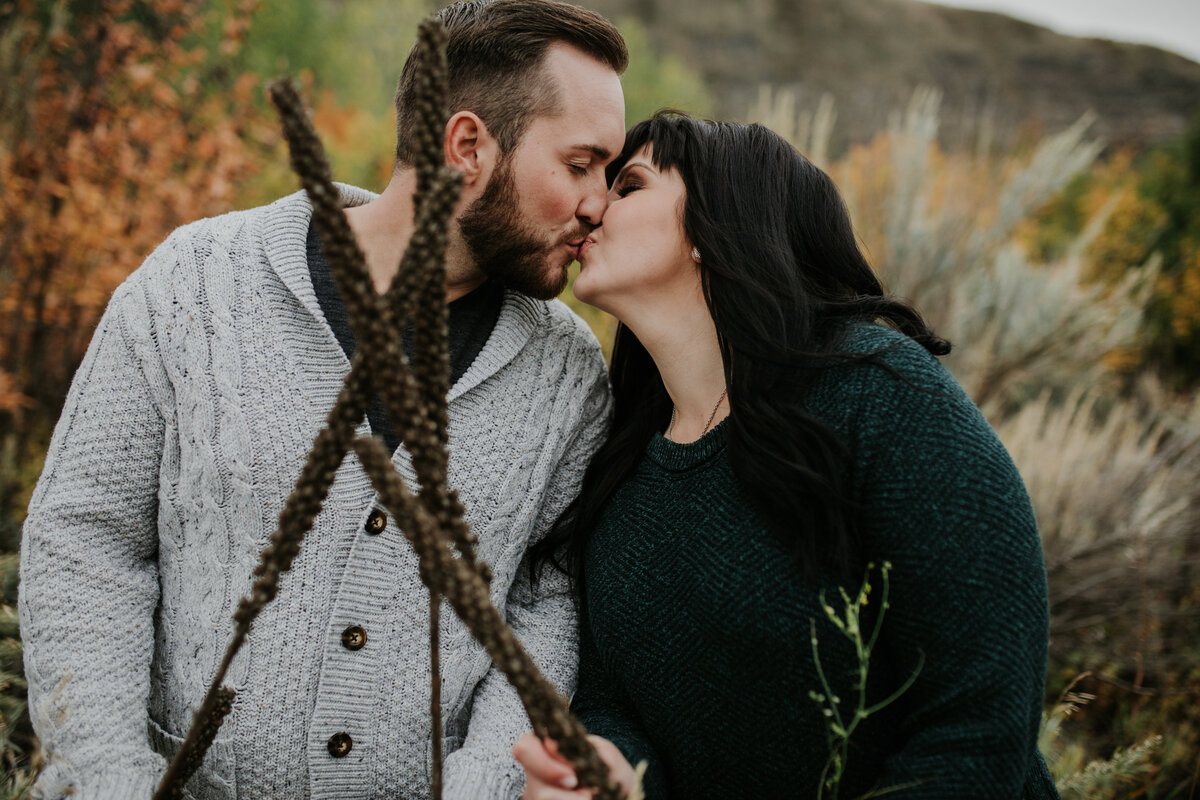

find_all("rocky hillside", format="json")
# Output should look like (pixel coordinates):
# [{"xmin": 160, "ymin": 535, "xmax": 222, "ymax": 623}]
[{"xmin": 586, "ymin": 0, "xmax": 1200, "ymax": 152}]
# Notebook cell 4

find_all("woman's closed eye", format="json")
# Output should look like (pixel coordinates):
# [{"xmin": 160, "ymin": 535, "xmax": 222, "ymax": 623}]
[{"xmin": 614, "ymin": 179, "xmax": 642, "ymax": 198}]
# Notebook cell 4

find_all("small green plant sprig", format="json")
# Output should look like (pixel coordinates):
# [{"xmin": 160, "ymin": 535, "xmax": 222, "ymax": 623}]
[{"xmin": 809, "ymin": 561, "xmax": 924, "ymax": 800}]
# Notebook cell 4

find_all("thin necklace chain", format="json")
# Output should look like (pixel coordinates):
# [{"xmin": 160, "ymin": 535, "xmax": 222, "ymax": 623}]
[{"xmin": 666, "ymin": 387, "xmax": 728, "ymax": 442}]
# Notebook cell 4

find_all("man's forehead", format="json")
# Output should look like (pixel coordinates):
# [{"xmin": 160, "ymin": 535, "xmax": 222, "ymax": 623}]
[
  {"xmin": 529, "ymin": 115, "xmax": 623, "ymax": 167},
  {"xmin": 537, "ymin": 44, "xmax": 626, "ymax": 158}
]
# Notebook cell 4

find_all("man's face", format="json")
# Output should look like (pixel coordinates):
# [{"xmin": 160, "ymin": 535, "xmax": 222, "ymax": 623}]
[{"xmin": 459, "ymin": 43, "xmax": 626, "ymax": 300}]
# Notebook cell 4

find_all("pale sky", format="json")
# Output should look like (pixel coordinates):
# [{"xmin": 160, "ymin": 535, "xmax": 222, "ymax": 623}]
[{"xmin": 933, "ymin": 0, "xmax": 1200, "ymax": 64}]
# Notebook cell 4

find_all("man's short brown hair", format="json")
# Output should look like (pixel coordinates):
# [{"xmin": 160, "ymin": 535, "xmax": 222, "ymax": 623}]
[{"xmin": 393, "ymin": 0, "xmax": 628, "ymax": 165}]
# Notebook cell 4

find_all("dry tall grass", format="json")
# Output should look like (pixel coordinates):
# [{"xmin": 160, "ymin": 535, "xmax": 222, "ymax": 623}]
[{"xmin": 998, "ymin": 385, "xmax": 1200, "ymax": 672}]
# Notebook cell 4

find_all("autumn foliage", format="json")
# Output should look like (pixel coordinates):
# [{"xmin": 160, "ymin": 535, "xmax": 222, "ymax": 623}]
[
  {"xmin": 1030, "ymin": 118, "xmax": 1200, "ymax": 383},
  {"xmin": 0, "ymin": 0, "xmax": 274, "ymax": 528}
]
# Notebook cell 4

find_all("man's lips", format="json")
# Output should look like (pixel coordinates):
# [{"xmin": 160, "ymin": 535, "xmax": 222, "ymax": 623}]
[
  {"xmin": 576, "ymin": 235, "xmax": 597, "ymax": 259},
  {"xmin": 564, "ymin": 230, "xmax": 595, "ymax": 262}
]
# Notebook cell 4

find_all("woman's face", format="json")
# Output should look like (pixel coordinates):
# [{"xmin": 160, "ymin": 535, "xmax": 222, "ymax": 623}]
[{"xmin": 572, "ymin": 144, "xmax": 698, "ymax": 317}]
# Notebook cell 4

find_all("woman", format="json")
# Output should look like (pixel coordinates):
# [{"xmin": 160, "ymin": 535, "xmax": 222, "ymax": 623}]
[{"xmin": 515, "ymin": 112, "xmax": 1059, "ymax": 799}]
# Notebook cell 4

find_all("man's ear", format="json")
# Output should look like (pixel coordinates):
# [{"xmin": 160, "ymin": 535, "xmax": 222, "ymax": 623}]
[{"xmin": 444, "ymin": 111, "xmax": 498, "ymax": 188}]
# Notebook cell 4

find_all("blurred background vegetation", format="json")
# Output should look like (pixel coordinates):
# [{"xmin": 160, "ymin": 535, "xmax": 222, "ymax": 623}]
[{"xmin": 1, "ymin": 0, "xmax": 1197, "ymax": 797}]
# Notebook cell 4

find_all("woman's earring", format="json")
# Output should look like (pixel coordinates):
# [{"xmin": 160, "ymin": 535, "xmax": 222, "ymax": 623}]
[{"xmin": 691, "ymin": 246, "xmax": 702, "ymax": 263}]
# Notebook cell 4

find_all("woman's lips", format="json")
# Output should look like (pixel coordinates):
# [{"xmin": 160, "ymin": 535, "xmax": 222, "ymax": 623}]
[{"xmin": 578, "ymin": 235, "xmax": 598, "ymax": 259}]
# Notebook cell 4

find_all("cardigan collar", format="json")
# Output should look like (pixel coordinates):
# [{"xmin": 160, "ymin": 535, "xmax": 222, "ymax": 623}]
[{"xmin": 260, "ymin": 184, "xmax": 544, "ymax": 402}]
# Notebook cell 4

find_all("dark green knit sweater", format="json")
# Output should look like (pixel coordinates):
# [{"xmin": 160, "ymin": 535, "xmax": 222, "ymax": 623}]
[{"xmin": 572, "ymin": 324, "xmax": 1061, "ymax": 799}]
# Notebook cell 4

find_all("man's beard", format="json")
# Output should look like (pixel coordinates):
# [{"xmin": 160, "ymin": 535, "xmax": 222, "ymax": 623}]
[{"xmin": 458, "ymin": 158, "xmax": 586, "ymax": 301}]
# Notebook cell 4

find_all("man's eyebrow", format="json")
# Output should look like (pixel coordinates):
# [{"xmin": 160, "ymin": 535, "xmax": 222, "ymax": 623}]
[{"xmin": 571, "ymin": 144, "xmax": 613, "ymax": 161}]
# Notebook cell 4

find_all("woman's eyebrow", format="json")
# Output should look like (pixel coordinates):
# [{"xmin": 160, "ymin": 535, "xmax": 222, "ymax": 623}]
[{"xmin": 613, "ymin": 160, "xmax": 654, "ymax": 184}]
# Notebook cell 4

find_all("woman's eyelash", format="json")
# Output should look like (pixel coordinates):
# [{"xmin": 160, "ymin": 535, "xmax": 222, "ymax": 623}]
[{"xmin": 615, "ymin": 181, "xmax": 642, "ymax": 197}]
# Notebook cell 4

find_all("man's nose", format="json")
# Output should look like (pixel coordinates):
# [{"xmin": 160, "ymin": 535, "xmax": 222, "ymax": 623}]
[{"xmin": 576, "ymin": 174, "xmax": 609, "ymax": 226}]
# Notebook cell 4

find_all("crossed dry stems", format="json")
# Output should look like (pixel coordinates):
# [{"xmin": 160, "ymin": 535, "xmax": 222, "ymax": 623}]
[{"xmin": 153, "ymin": 18, "xmax": 623, "ymax": 800}]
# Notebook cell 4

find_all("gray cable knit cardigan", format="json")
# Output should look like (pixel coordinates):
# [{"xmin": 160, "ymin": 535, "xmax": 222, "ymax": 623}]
[{"xmin": 18, "ymin": 185, "xmax": 611, "ymax": 800}]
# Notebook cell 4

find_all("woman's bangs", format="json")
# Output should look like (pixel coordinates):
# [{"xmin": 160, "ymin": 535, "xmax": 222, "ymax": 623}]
[{"xmin": 607, "ymin": 112, "xmax": 698, "ymax": 185}]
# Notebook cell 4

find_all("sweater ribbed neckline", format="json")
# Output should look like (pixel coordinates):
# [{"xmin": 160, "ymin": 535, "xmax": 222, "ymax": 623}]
[{"xmin": 646, "ymin": 417, "xmax": 729, "ymax": 472}]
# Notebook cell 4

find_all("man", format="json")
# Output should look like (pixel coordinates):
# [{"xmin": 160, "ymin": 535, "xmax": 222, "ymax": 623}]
[{"xmin": 18, "ymin": 1, "xmax": 627, "ymax": 797}]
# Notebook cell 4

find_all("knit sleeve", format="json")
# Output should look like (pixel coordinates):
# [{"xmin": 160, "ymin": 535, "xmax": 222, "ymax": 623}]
[
  {"xmin": 442, "ymin": 345, "xmax": 613, "ymax": 800},
  {"xmin": 571, "ymin": 610, "xmax": 668, "ymax": 798},
  {"xmin": 841, "ymin": 338, "xmax": 1052, "ymax": 798},
  {"xmin": 19, "ymin": 278, "xmax": 168, "ymax": 799}
]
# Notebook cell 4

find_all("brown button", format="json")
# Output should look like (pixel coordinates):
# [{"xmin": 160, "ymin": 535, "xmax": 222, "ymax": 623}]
[
  {"xmin": 328, "ymin": 731, "xmax": 353, "ymax": 758},
  {"xmin": 365, "ymin": 509, "xmax": 386, "ymax": 535},
  {"xmin": 341, "ymin": 625, "xmax": 367, "ymax": 651}
]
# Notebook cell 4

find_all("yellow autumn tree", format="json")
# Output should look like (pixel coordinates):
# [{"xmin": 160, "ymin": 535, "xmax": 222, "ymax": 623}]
[{"xmin": 0, "ymin": 0, "xmax": 275, "ymax": 536}]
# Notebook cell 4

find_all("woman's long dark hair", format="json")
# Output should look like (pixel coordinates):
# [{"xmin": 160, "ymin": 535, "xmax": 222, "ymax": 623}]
[{"xmin": 533, "ymin": 112, "xmax": 949, "ymax": 587}]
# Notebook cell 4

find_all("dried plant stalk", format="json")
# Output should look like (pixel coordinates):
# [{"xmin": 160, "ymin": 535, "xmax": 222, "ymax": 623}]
[
  {"xmin": 155, "ymin": 17, "xmax": 622, "ymax": 800},
  {"xmin": 268, "ymin": 62, "xmax": 622, "ymax": 800},
  {"xmin": 268, "ymin": 52, "xmax": 464, "ymax": 793}
]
